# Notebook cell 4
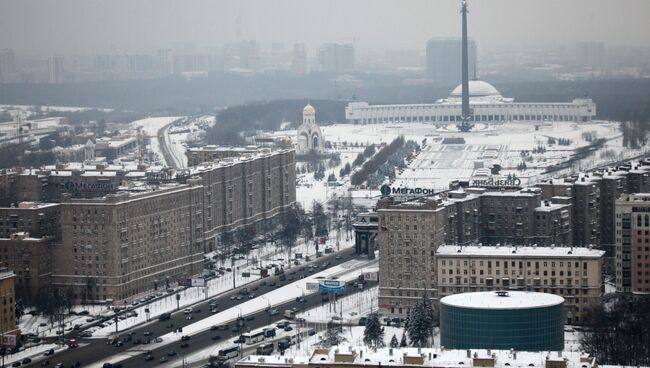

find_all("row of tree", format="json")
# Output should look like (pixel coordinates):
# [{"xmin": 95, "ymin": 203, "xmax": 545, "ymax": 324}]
[{"xmin": 350, "ymin": 136, "xmax": 405, "ymax": 186}]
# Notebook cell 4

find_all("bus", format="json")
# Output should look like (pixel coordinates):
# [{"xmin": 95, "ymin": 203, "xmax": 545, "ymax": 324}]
[
  {"xmin": 242, "ymin": 329, "xmax": 266, "ymax": 345},
  {"xmin": 217, "ymin": 346, "xmax": 240, "ymax": 360},
  {"xmin": 256, "ymin": 343, "xmax": 274, "ymax": 355}
]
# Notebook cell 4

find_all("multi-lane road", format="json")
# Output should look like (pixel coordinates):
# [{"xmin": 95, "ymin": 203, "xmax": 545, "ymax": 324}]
[{"xmin": 25, "ymin": 249, "xmax": 371, "ymax": 368}]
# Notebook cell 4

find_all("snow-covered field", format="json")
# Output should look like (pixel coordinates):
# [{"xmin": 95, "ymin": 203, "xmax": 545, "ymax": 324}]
[{"xmin": 317, "ymin": 121, "xmax": 624, "ymax": 191}]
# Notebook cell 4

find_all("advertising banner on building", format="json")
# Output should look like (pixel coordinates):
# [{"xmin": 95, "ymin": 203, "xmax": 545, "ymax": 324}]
[
  {"xmin": 318, "ymin": 280, "xmax": 346, "ymax": 294},
  {"xmin": 1, "ymin": 335, "xmax": 16, "ymax": 346},
  {"xmin": 306, "ymin": 282, "xmax": 319, "ymax": 291}
]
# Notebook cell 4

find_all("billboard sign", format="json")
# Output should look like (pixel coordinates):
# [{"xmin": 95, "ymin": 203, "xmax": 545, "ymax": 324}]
[
  {"xmin": 363, "ymin": 272, "xmax": 378, "ymax": 281},
  {"xmin": 1, "ymin": 335, "xmax": 16, "ymax": 346},
  {"xmin": 191, "ymin": 278, "xmax": 206, "ymax": 287},
  {"xmin": 319, "ymin": 280, "xmax": 346, "ymax": 294},
  {"xmin": 178, "ymin": 278, "xmax": 206, "ymax": 287}
]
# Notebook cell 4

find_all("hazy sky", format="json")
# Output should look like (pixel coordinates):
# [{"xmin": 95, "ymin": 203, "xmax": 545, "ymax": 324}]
[{"xmin": 1, "ymin": 0, "xmax": 649, "ymax": 55}]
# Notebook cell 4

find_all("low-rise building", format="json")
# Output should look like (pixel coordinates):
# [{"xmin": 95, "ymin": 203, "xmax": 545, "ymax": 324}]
[
  {"xmin": 435, "ymin": 244, "xmax": 605, "ymax": 324},
  {"xmin": 236, "ymin": 346, "xmax": 598, "ymax": 368}
]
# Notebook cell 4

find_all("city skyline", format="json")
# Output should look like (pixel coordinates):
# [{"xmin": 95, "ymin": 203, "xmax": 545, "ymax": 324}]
[{"xmin": 1, "ymin": 0, "xmax": 649, "ymax": 56}]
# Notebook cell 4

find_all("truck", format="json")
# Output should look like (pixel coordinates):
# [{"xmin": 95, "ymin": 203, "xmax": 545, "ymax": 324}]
[{"xmin": 283, "ymin": 309, "xmax": 296, "ymax": 319}]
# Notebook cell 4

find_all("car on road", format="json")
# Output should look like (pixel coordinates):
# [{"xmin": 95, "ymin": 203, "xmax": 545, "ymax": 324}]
[
  {"xmin": 233, "ymin": 336, "xmax": 245, "ymax": 344},
  {"xmin": 210, "ymin": 325, "xmax": 219, "ymax": 331},
  {"xmin": 185, "ymin": 315, "xmax": 193, "ymax": 320},
  {"xmin": 144, "ymin": 355, "xmax": 154, "ymax": 361},
  {"xmin": 159, "ymin": 357, "xmax": 168, "ymax": 363},
  {"xmin": 180, "ymin": 342, "xmax": 189, "ymax": 348},
  {"xmin": 54, "ymin": 364, "xmax": 64, "ymax": 368},
  {"xmin": 236, "ymin": 295, "xmax": 243, "ymax": 300},
  {"xmin": 268, "ymin": 308, "xmax": 279, "ymax": 315},
  {"xmin": 21, "ymin": 359, "xmax": 31, "ymax": 365},
  {"xmin": 11, "ymin": 362, "xmax": 21, "ymax": 367},
  {"xmin": 40, "ymin": 361, "xmax": 49, "ymax": 367},
  {"xmin": 246, "ymin": 316, "xmax": 255, "ymax": 321},
  {"xmin": 101, "ymin": 364, "xmax": 112, "ymax": 368},
  {"xmin": 218, "ymin": 325, "xmax": 228, "ymax": 330},
  {"xmin": 211, "ymin": 335, "xmax": 221, "ymax": 341},
  {"xmin": 143, "ymin": 331, "xmax": 152, "ymax": 336},
  {"xmin": 43, "ymin": 349, "xmax": 54, "ymax": 356},
  {"xmin": 183, "ymin": 308, "xmax": 193, "ymax": 314},
  {"xmin": 167, "ymin": 350, "xmax": 177, "ymax": 356},
  {"xmin": 335, "ymin": 255, "xmax": 342, "ymax": 260},
  {"xmin": 211, "ymin": 308, "xmax": 219, "ymax": 313},
  {"xmin": 229, "ymin": 295, "xmax": 236, "ymax": 300},
  {"xmin": 193, "ymin": 308, "xmax": 202, "ymax": 313},
  {"xmin": 181, "ymin": 335, "xmax": 191, "ymax": 341},
  {"xmin": 249, "ymin": 293, "xmax": 256, "ymax": 299},
  {"xmin": 284, "ymin": 325, "xmax": 293, "ymax": 332}
]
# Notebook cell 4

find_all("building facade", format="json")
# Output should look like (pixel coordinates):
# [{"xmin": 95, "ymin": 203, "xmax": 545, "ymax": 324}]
[
  {"xmin": 0, "ymin": 234, "xmax": 53, "ymax": 302},
  {"xmin": 436, "ymin": 245, "xmax": 604, "ymax": 324},
  {"xmin": 377, "ymin": 197, "xmax": 447, "ymax": 316},
  {"xmin": 345, "ymin": 81, "xmax": 596, "ymax": 125},
  {"xmin": 615, "ymin": 193, "xmax": 650, "ymax": 294},
  {"xmin": 0, "ymin": 269, "xmax": 18, "ymax": 335},
  {"xmin": 52, "ymin": 179, "xmax": 205, "ymax": 303}
]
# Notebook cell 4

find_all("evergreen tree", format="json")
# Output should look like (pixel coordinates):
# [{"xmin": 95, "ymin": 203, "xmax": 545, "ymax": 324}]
[
  {"xmin": 322, "ymin": 320, "xmax": 345, "ymax": 348},
  {"xmin": 407, "ymin": 294, "xmax": 437, "ymax": 347},
  {"xmin": 390, "ymin": 334, "xmax": 399, "ymax": 348},
  {"xmin": 363, "ymin": 312, "xmax": 384, "ymax": 349},
  {"xmin": 399, "ymin": 332, "xmax": 408, "ymax": 348}
]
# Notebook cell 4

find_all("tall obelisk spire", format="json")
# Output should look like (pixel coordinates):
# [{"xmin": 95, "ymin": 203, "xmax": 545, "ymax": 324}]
[{"xmin": 459, "ymin": 0, "xmax": 473, "ymax": 132}]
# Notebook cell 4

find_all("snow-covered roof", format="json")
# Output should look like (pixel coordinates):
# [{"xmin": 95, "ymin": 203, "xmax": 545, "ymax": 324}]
[
  {"xmin": 441, "ymin": 291, "xmax": 564, "ymax": 310},
  {"xmin": 238, "ymin": 346, "xmax": 597, "ymax": 368},
  {"xmin": 436, "ymin": 245, "xmax": 605, "ymax": 258},
  {"xmin": 450, "ymin": 80, "xmax": 502, "ymax": 98}
]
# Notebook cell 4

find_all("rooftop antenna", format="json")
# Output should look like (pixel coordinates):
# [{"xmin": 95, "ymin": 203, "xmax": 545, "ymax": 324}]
[{"xmin": 457, "ymin": 0, "xmax": 474, "ymax": 132}]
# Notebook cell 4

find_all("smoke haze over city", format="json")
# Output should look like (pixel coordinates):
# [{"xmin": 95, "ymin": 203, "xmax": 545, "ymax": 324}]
[{"xmin": 1, "ymin": 0, "xmax": 649, "ymax": 55}]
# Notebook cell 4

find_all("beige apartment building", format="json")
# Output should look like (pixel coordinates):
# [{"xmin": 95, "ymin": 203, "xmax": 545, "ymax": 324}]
[
  {"xmin": 435, "ymin": 245, "xmax": 604, "ymax": 324},
  {"xmin": 0, "ymin": 233, "xmax": 53, "ymax": 303},
  {"xmin": 377, "ymin": 196, "xmax": 447, "ymax": 316},
  {"xmin": 0, "ymin": 268, "xmax": 18, "ymax": 335},
  {"xmin": 52, "ymin": 178, "xmax": 205, "ymax": 303},
  {"xmin": 186, "ymin": 146, "xmax": 261, "ymax": 167}
]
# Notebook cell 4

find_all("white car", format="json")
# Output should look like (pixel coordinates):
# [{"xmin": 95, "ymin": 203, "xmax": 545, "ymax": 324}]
[{"xmin": 183, "ymin": 308, "xmax": 193, "ymax": 314}]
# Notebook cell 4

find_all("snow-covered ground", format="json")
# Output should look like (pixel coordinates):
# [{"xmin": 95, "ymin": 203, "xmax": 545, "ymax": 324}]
[
  {"xmin": 315, "ymin": 121, "xmax": 625, "ymax": 192},
  {"xmin": 130, "ymin": 116, "xmax": 182, "ymax": 166}
]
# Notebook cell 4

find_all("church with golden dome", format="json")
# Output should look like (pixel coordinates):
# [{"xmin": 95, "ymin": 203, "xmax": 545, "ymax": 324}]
[{"xmin": 296, "ymin": 103, "xmax": 325, "ymax": 155}]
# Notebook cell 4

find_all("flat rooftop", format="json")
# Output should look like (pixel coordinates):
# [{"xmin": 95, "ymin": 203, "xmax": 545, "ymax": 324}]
[{"xmin": 436, "ymin": 244, "xmax": 605, "ymax": 258}]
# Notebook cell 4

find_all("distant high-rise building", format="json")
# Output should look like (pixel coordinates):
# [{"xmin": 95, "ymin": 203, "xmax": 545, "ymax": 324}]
[
  {"xmin": 239, "ymin": 40, "xmax": 261, "ymax": 70},
  {"xmin": 291, "ymin": 43, "xmax": 307, "ymax": 75},
  {"xmin": 318, "ymin": 43, "xmax": 355, "ymax": 74},
  {"xmin": 156, "ymin": 49, "xmax": 173, "ymax": 75},
  {"xmin": 0, "ymin": 49, "xmax": 16, "ymax": 83},
  {"xmin": 576, "ymin": 42, "xmax": 605, "ymax": 68},
  {"xmin": 425, "ymin": 38, "xmax": 477, "ymax": 87},
  {"xmin": 47, "ymin": 56, "xmax": 65, "ymax": 84}
]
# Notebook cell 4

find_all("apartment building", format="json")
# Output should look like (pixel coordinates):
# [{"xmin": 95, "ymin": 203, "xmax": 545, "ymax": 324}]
[
  {"xmin": 377, "ymin": 196, "xmax": 447, "ymax": 316},
  {"xmin": 52, "ymin": 179, "xmax": 205, "ymax": 303},
  {"xmin": 0, "ymin": 233, "xmax": 53, "ymax": 302},
  {"xmin": 436, "ymin": 245, "xmax": 604, "ymax": 324},
  {"xmin": 186, "ymin": 146, "xmax": 261, "ymax": 167},
  {"xmin": 445, "ymin": 189, "xmax": 481, "ymax": 245},
  {"xmin": 0, "ymin": 202, "xmax": 61, "ymax": 239},
  {"xmin": 615, "ymin": 193, "xmax": 650, "ymax": 294},
  {"xmin": 479, "ymin": 189, "xmax": 542, "ymax": 245},
  {"xmin": 0, "ymin": 269, "xmax": 18, "ymax": 335},
  {"xmin": 534, "ymin": 200, "xmax": 572, "ymax": 246}
]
